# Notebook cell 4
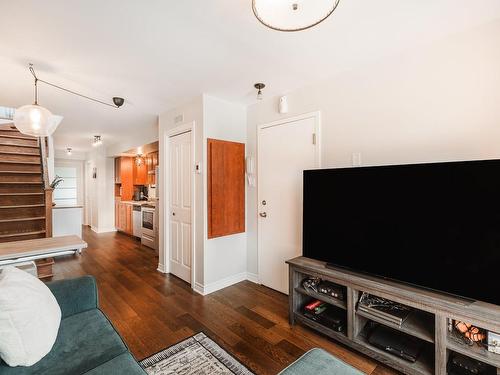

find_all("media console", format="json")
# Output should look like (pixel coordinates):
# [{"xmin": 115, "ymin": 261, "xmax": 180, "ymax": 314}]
[{"xmin": 287, "ymin": 256, "xmax": 500, "ymax": 375}]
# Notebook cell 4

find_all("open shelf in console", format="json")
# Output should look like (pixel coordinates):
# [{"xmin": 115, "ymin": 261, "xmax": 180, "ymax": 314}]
[
  {"xmin": 355, "ymin": 321, "xmax": 435, "ymax": 375},
  {"xmin": 295, "ymin": 286, "xmax": 347, "ymax": 310},
  {"xmin": 356, "ymin": 304, "xmax": 435, "ymax": 343},
  {"xmin": 447, "ymin": 330, "xmax": 500, "ymax": 369}
]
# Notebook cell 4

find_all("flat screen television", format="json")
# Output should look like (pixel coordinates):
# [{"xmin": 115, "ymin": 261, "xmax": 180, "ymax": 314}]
[{"xmin": 302, "ymin": 159, "xmax": 500, "ymax": 306}]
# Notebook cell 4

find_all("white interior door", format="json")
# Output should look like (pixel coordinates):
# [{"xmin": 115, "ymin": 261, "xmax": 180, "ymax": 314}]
[
  {"xmin": 258, "ymin": 113, "xmax": 320, "ymax": 294},
  {"xmin": 168, "ymin": 131, "xmax": 192, "ymax": 283}
]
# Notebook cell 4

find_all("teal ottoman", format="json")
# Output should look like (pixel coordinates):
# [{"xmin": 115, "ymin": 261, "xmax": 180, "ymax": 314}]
[{"xmin": 279, "ymin": 348, "xmax": 364, "ymax": 375}]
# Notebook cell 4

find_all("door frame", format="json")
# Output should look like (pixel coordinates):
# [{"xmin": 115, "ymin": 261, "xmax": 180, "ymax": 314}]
[
  {"xmin": 257, "ymin": 111, "xmax": 322, "ymax": 285},
  {"xmin": 161, "ymin": 121, "xmax": 196, "ymax": 287}
]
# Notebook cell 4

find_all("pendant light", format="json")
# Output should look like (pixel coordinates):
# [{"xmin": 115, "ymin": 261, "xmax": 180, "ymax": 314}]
[
  {"xmin": 14, "ymin": 63, "xmax": 125, "ymax": 137},
  {"xmin": 13, "ymin": 66, "xmax": 63, "ymax": 137},
  {"xmin": 252, "ymin": 0, "xmax": 341, "ymax": 32}
]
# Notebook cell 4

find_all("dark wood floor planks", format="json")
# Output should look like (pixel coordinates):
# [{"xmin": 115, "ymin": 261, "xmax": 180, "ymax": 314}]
[{"xmin": 52, "ymin": 227, "xmax": 398, "ymax": 375}]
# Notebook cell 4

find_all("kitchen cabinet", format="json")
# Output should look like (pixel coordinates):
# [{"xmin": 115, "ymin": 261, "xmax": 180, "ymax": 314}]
[
  {"xmin": 115, "ymin": 201, "xmax": 133, "ymax": 235},
  {"xmin": 115, "ymin": 158, "xmax": 121, "ymax": 183},
  {"xmin": 133, "ymin": 160, "xmax": 147, "ymax": 185},
  {"xmin": 207, "ymin": 138, "xmax": 245, "ymax": 238},
  {"xmin": 146, "ymin": 151, "xmax": 158, "ymax": 185},
  {"xmin": 115, "ymin": 157, "xmax": 134, "ymax": 200}
]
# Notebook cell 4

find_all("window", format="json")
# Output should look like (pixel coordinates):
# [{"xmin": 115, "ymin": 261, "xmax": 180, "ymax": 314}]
[{"xmin": 54, "ymin": 166, "xmax": 78, "ymax": 206}]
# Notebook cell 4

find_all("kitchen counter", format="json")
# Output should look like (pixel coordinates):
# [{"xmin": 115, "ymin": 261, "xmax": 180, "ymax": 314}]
[{"xmin": 119, "ymin": 200, "xmax": 156, "ymax": 207}]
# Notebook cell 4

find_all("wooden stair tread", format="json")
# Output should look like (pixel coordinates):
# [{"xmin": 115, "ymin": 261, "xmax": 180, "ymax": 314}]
[
  {"xmin": 0, "ymin": 204, "xmax": 45, "ymax": 208},
  {"xmin": 0, "ymin": 181, "xmax": 43, "ymax": 185},
  {"xmin": 0, "ymin": 160, "xmax": 41, "ymax": 165},
  {"xmin": 0, "ymin": 216, "xmax": 45, "ymax": 223},
  {"xmin": 0, "ymin": 150, "xmax": 40, "ymax": 156},
  {"xmin": 0, "ymin": 230, "xmax": 46, "ymax": 238},
  {"xmin": 0, "ymin": 134, "xmax": 37, "ymax": 141},
  {"xmin": 0, "ymin": 143, "xmax": 39, "ymax": 149},
  {"xmin": 0, "ymin": 171, "xmax": 41, "ymax": 174},
  {"xmin": 0, "ymin": 192, "xmax": 44, "ymax": 196}
]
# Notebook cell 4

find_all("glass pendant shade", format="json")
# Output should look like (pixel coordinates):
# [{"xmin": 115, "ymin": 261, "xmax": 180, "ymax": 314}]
[
  {"xmin": 252, "ymin": 0, "xmax": 340, "ymax": 32},
  {"xmin": 13, "ymin": 104, "xmax": 63, "ymax": 137}
]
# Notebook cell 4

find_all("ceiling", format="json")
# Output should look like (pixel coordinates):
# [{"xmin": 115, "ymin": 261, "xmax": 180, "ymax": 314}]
[{"xmin": 1, "ymin": 0, "xmax": 499, "ymax": 152}]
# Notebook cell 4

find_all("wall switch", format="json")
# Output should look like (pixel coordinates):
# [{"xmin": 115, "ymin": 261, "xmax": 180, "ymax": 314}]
[
  {"xmin": 195, "ymin": 162, "xmax": 202, "ymax": 174},
  {"xmin": 352, "ymin": 152, "xmax": 362, "ymax": 167}
]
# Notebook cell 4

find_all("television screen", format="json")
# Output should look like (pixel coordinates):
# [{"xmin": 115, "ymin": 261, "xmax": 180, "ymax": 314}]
[{"xmin": 302, "ymin": 160, "xmax": 500, "ymax": 306}]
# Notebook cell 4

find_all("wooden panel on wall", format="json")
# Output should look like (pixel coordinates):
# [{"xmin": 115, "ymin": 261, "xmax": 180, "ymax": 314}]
[{"xmin": 207, "ymin": 138, "xmax": 245, "ymax": 239}]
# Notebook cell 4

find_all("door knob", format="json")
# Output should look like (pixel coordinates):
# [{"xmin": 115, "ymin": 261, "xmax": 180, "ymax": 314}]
[
  {"xmin": 172, "ymin": 212, "xmax": 176, "ymax": 216},
  {"xmin": 259, "ymin": 212, "xmax": 267, "ymax": 218}
]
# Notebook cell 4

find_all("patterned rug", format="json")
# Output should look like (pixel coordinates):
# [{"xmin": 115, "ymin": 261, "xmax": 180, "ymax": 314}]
[{"xmin": 140, "ymin": 332, "xmax": 255, "ymax": 375}]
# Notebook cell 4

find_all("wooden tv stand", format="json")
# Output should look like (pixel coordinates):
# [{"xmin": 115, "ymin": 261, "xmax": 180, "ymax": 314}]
[{"xmin": 287, "ymin": 257, "xmax": 500, "ymax": 375}]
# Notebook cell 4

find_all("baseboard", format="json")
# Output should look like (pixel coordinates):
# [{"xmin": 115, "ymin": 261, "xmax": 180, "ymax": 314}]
[
  {"xmin": 91, "ymin": 227, "xmax": 117, "ymax": 234},
  {"xmin": 246, "ymin": 272, "xmax": 260, "ymax": 284},
  {"xmin": 157, "ymin": 263, "xmax": 167, "ymax": 273},
  {"xmin": 192, "ymin": 272, "xmax": 260, "ymax": 295},
  {"xmin": 194, "ymin": 272, "xmax": 247, "ymax": 295},
  {"xmin": 193, "ymin": 282, "xmax": 205, "ymax": 296}
]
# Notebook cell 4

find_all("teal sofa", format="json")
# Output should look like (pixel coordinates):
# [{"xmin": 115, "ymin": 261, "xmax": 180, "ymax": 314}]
[
  {"xmin": 279, "ymin": 348, "xmax": 364, "ymax": 375},
  {"xmin": 0, "ymin": 276, "xmax": 146, "ymax": 375}
]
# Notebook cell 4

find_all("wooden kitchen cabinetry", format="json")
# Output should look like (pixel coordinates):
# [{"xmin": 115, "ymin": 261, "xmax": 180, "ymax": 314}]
[
  {"xmin": 207, "ymin": 139, "xmax": 245, "ymax": 238},
  {"xmin": 115, "ymin": 200, "xmax": 133, "ymax": 234},
  {"xmin": 133, "ymin": 159, "xmax": 148, "ymax": 185},
  {"xmin": 146, "ymin": 151, "xmax": 159, "ymax": 185},
  {"xmin": 115, "ymin": 157, "xmax": 134, "ymax": 200}
]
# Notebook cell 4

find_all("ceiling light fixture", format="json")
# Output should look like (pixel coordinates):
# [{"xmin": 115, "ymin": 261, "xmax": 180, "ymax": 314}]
[
  {"xmin": 13, "ymin": 66, "xmax": 63, "ymax": 137},
  {"xmin": 13, "ymin": 64, "xmax": 125, "ymax": 137},
  {"xmin": 92, "ymin": 135, "xmax": 102, "ymax": 147},
  {"xmin": 135, "ymin": 154, "xmax": 143, "ymax": 166},
  {"xmin": 254, "ymin": 83, "xmax": 265, "ymax": 100},
  {"xmin": 66, "ymin": 147, "xmax": 72, "ymax": 155},
  {"xmin": 252, "ymin": 0, "xmax": 341, "ymax": 32}
]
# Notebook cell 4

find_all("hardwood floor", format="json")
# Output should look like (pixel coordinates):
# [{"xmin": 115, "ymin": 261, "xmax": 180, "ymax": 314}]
[{"xmin": 53, "ymin": 226, "xmax": 397, "ymax": 375}]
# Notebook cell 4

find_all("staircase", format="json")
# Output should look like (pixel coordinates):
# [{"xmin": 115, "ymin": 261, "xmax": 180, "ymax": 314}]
[{"xmin": 0, "ymin": 123, "xmax": 53, "ymax": 243}]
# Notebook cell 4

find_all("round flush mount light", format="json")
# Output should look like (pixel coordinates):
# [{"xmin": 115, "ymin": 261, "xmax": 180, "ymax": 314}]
[
  {"xmin": 252, "ymin": 0, "xmax": 341, "ymax": 32},
  {"xmin": 92, "ymin": 135, "xmax": 103, "ymax": 147}
]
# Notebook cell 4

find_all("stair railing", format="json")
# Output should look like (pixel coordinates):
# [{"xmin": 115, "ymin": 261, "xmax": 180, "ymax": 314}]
[{"xmin": 39, "ymin": 137, "xmax": 53, "ymax": 237}]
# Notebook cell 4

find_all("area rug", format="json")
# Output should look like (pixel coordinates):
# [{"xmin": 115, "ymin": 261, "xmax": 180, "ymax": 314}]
[{"xmin": 140, "ymin": 332, "xmax": 255, "ymax": 375}]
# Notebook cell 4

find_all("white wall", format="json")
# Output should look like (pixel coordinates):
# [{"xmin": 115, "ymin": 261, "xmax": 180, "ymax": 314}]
[
  {"xmin": 159, "ymin": 96, "xmax": 205, "ymax": 283},
  {"xmin": 246, "ymin": 19, "xmax": 500, "ymax": 276},
  {"xmin": 203, "ymin": 95, "xmax": 247, "ymax": 288},
  {"xmin": 158, "ymin": 95, "xmax": 248, "ymax": 293},
  {"xmin": 106, "ymin": 121, "xmax": 159, "ymax": 157},
  {"xmin": 85, "ymin": 147, "xmax": 116, "ymax": 233}
]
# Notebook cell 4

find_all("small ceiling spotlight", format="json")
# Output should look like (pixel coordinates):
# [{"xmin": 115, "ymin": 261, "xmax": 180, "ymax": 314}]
[
  {"xmin": 92, "ymin": 135, "xmax": 103, "ymax": 147},
  {"xmin": 254, "ymin": 83, "xmax": 265, "ymax": 100},
  {"xmin": 66, "ymin": 147, "xmax": 72, "ymax": 155}
]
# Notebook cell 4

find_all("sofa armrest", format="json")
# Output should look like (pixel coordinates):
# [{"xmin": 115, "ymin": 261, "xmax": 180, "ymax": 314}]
[{"xmin": 45, "ymin": 276, "xmax": 98, "ymax": 318}]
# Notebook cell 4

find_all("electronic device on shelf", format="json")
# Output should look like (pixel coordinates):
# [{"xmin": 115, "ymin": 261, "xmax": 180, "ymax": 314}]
[
  {"xmin": 302, "ymin": 277, "xmax": 321, "ymax": 293},
  {"xmin": 447, "ymin": 352, "xmax": 496, "ymax": 375},
  {"xmin": 487, "ymin": 331, "xmax": 500, "ymax": 354},
  {"xmin": 358, "ymin": 292, "xmax": 412, "ymax": 326},
  {"xmin": 368, "ymin": 325, "xmax": 423, "ymax": 363},
  {"xmin": 318, "ymin": 280, "xmax": 344, "ymax": 300},
  {"xmin": 302, "ymin": 300, "xmax": 345, "ymax": 332},
  {"xmin": 302, "ymin": 160, "xmax": 500, "ymax": 306}
]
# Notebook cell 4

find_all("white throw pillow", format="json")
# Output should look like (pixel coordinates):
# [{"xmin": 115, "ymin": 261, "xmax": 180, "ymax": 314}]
[{"xmin": 0, "ymin": 266, "xmax": 61, "ymax": 367}]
